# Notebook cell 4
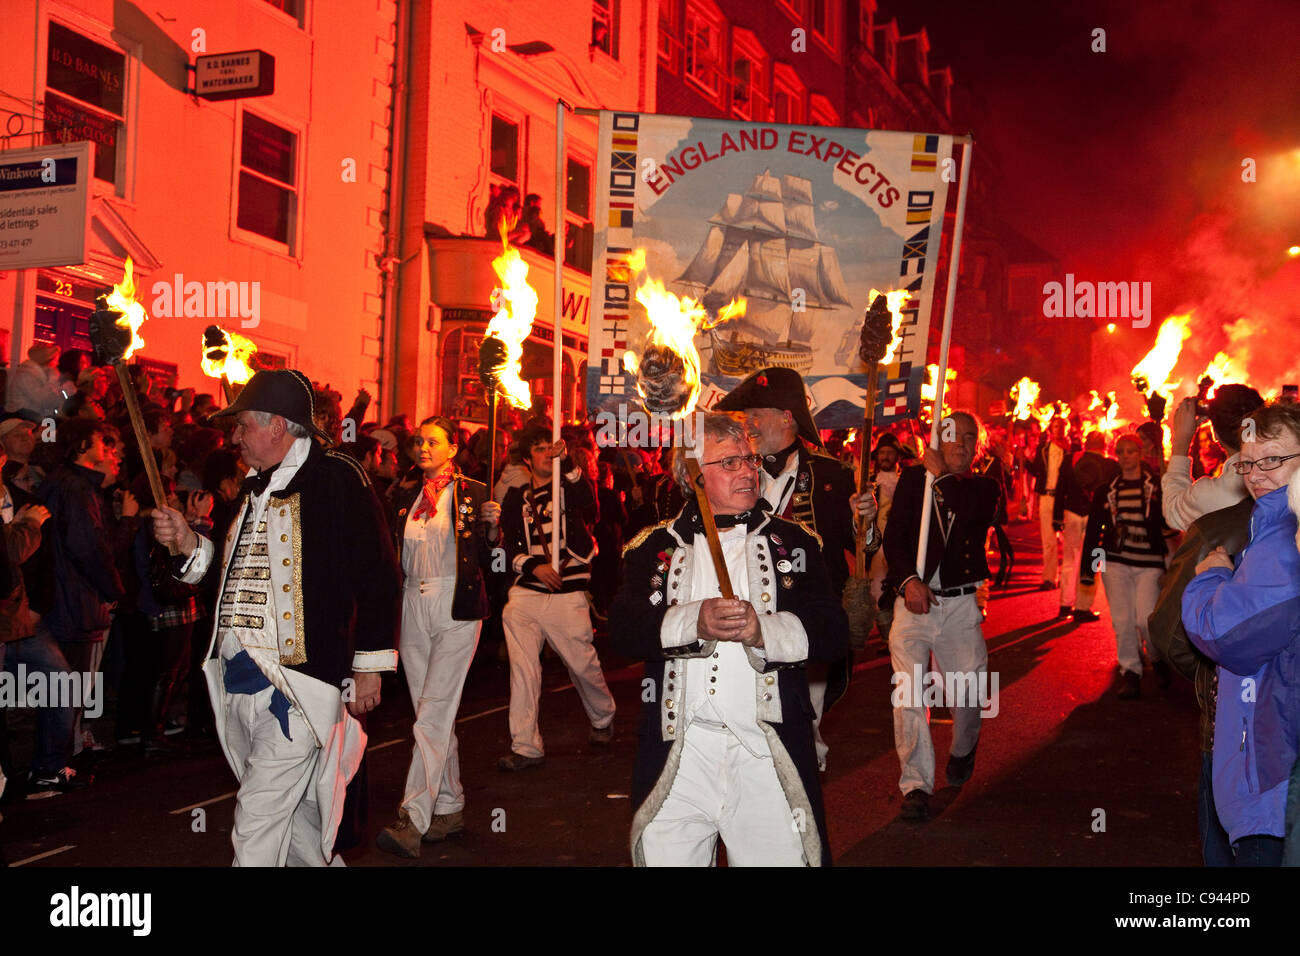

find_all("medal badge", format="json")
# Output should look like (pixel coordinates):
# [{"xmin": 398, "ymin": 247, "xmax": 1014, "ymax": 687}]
[
  {"xmin": 777, "ymin": 559, "xmax": 792, "ymax": 573},
  {"xmin": 650, "ymin": 591, "xmax": 663, "ymax": 606},
  {"xmin": 781, "ymin": 575, "xmax": 794, "ymax": 589}
]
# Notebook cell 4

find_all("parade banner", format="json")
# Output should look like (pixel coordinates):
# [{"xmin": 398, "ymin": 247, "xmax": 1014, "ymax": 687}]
[{"xmin": 587, "ymin": 111, "xmax": 955, "ymax": 428}]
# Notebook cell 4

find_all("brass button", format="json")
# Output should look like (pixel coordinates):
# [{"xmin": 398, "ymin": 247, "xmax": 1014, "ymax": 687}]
[
  {"xmin": 283, "ymin": 584, "xmax": 291, "ymax": 592},
  {"xmin": 713, "ymin": 652, "xmax": 719, "ymax": 659},
  {"xmin": 285, "ymin": 639, "xmax": 294, "ymax": 646},
  {"xmin": 763, "ymin": 693, "xmax": 772, "ymax": 701},
  {"xmin": 765, "ymin": 676, "xmax": 775, "ymax": 685},
  {"xmin": 667, "ymin": 725, "xmax": 675, "ymax": 734},
  {"xmin": 708, "ymin": 688, "xmax": 715, "ymax": 695},
  {"xmin": 664, "ymin": 699, "xmax": 674, "ymax": 708},
  {"xmin": 280, "ymin": 534, "xmax": 288, "ymax": 543},
  {"xmin": 668, "ymin": 711, "xmax": 676, "ymax": 720},
  {"xmin": 761, "ymin": 593, "xmax": 771, "ymax": 602},
  {"xmin": 283, "ymin": 612, "xmax": 292, "ymax": 620},
  {"xmin": 282, "ymin": 558, "xmax": 291, "ymax": 566},
  {"xmin": 279, "ymin": 508, "xmax": 287, "ymax": 517}
]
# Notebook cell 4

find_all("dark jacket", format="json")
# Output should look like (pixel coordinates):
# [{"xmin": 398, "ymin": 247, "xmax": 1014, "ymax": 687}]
[
  {"xmin": 1148, "ymin": 496, "xmax": 1252, "ymax": 754},
  {"xmin": 611, "ymin": 501, "xmax": 849, "ymax": 866},
  {"xmin": 37, "ymin": 463, "xmax": 125, "ymax": 642},
  {"xmin": 199, "ymin": 443, "xmax": 401, "ymax": 690},
  {"xmin": 1056, "ymin": 450, "xmax": 1119, "ymax": 519},
  {"xmin": 767, "ymin": 444, "xmax": 872, "ymax": 597},
  {"xmin": 500, "ymin": 460, "xmax": 597, "ymax": 592},
  {"xmin": 0, "ymin": 510, "xmax": 44, "ymax": 643},
  {"xmin": 884, "ymin": 464, "xmax": 1001, "ymax": 593},
  {"xmin": 1080, "ymin": 465, "xmax": 1167, "ymax": 584},
  {"xmin": 389, "ymin": 470, "xmax": 493, "ymax": 621}
]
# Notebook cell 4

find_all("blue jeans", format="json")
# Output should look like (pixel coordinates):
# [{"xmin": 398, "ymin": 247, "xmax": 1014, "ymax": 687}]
[
  {"xmin": 1198, "ymin": 751, "xmax": 1234, "ymax": 866},
  {"xmin": 1233, "ymin": 835, "xmax": 1283, "ymax": 866},
  {"xmin": 0, "ymin": 632, "xmax": 76, "ymax": 776}
]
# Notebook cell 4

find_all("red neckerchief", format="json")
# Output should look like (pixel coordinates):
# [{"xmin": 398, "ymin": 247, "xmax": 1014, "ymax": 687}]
[{"xmin": 412, "ymin": 470, "xmax": 455, "ymax": 521}]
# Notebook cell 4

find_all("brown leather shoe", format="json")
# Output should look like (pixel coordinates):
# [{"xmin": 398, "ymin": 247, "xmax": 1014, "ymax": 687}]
[
  {"xmin": 497, "ymin": 752, "xmax": 545, "ymax": 771},
  {"xmin": 376, "ymin": 812, "xmax": 422, "ymax": 859},
  {"xmin": 588, "ymin": 724, "xmax": 614, "ymax": 745},
  {"xmin": 422, "ymin": 809, "xmax": 465, "ymax": 843}
]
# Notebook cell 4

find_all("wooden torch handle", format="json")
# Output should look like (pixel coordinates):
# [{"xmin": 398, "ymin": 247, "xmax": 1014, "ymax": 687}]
[
  {"xmin": 683, "ymin": 456, "xmax": 735, "ymax": 600},
  {"xmin": 113, "ymin": 362, "xmax": 167, "ymax": 512}
]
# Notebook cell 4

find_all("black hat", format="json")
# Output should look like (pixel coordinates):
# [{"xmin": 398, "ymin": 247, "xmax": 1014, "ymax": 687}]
[
  {"xmin": 714, "ymin": 367, "xmax": 823, "ymax": 448},
  {"xmin": 210, "ymin": 369, "xmax": 330, "ymax": 441},
  {"xmin": 870, "ymin": 432, "xmax": 915, "ymax": 461}
]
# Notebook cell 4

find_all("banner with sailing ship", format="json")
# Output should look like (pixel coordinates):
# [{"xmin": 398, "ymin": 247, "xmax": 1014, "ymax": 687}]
[{"xmin": 587, "ymin": 111, "xmax": 956, "ymax": 428}]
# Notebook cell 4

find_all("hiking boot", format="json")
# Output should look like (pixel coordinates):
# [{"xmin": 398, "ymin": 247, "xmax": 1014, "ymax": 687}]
[
  {"xmin": 422, "ymin": 810, "xmax": 465, "ymax": 843},
  {"xmin": 376, "ymin": 813, "xmax": 422, "ymax": 859}
]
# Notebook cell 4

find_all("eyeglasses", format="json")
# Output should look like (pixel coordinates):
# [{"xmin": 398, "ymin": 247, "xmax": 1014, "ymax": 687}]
[
  {"xmin": 1233, "ymin": 453, "xmax": 1300, "ymax": 475},
  {"xmin": 700, "ymin": 453, "xmax": 762, "ymax": 472}
]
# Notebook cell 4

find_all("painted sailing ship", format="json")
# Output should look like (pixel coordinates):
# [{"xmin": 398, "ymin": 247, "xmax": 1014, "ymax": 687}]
[{"xmin": 676, "ymin": 169, "xmax": 853, "ymax": 377}]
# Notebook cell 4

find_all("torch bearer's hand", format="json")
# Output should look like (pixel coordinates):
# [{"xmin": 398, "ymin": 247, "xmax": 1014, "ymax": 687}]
[
  {"xmin": 923, "ymin": 446, "xmax": 945, "ymax": 477},
  {"xmin": 1172, "ymin": 397, "xmax": 1201, "ymax": 455},
  {"xmin": 120, "ymin": 490, "xmax": 140, "ymax": 518},
  {"xmin": 903, "ymin": 579, "xmax": 939, "ymax": 615},
  {"xmin": 152, "ymin": 505, "xmax": 198, "ymax": 557},
  {"xmin": 479, "ymin": 500, "xmax": 501, "ymax": 527},
  {"xmin": 346, "ymin": 671, "xmax": 381, "ymax": 717},
  {"xmin": 850, "ymin": 490, "xmax": 879, "ymax": 524},
  {"xmin": 698, "ymin": 598, "xmax": 752, "ymax": 642},
  {"xmin": 548, "ymin": 438, "xmax": 567, "ymax": 460},
  {"xmin": 533, "ymin": 564, "xmax": 563, "ymax": 591}
]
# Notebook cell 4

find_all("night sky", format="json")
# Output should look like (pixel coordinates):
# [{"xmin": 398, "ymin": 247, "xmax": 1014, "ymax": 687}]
[{"xmin": 894, "ymin": 0, "xmax": 1300, "ymax": 390}]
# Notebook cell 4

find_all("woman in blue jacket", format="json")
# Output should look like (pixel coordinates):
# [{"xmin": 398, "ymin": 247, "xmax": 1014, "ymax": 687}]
[{"xmin": 1183, "ymin": 402, "xmax": 1300, "ymax": 866}]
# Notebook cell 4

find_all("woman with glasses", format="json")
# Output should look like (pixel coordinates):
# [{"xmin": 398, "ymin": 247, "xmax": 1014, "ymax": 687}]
[
  {"xmin": 377, "ymin": 416, "xmax": 498, "ymax": 858},
  {"xmin": 1183, "ymin": 401, "xmax": 1300, "ymax": 867},
  {"xmin": 1079, "ymin": 432, "xmax": 1171, "ymax": 698}
]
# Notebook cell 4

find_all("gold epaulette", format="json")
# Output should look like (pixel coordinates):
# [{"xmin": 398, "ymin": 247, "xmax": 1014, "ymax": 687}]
[
  {"xmin": 325, "ymin": 448, "xmax": 372, "ymax": 487},
  {"xmin": 623, "ymin": 518, "xmax": 673, "ymax": 557},
  {"xmin": 770, "ymin": 513, "xmax": 823, "ymax": 550}
]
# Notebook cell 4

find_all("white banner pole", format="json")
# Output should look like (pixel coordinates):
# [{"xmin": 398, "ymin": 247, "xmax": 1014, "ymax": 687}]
[
  {"xmin": 552, "ymin": 100, "xmax": 567, "ymax": 570},
  {"xmin": 916, "ymin": 139, "xmax": 974, "ymax": 579}
]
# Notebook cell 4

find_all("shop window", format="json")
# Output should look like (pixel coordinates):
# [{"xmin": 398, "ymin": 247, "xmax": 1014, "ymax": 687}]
[
  {"xmin": 237, "ymin": 112, "xmax": 299, "ymax": 247},
  {"xmin": 43, "ymin": 22, "xmax": 126, "ymax": 186}
]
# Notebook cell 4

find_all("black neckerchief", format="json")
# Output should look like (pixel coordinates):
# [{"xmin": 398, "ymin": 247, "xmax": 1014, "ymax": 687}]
[
  {"xmin": 763, "ymin": 439, "xmax": 801, "ymax": 478},
  {"xmin": 687, "ymin": 499, "xmax": 758, "ymax": 532},
  {"xmin": 241, "ymin": 461, "xmax": 281, "ymax": 497}
]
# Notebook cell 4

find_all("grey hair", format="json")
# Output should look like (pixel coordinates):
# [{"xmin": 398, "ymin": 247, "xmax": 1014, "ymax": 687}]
[
  {"xmin": 671, "ymin": 412, "xmax": 750, "ymax": 494},
  {"xmin": 249, "ymin": 410, "xmax": 310, "ymax": 438},
  {"xmin": 944, "ymin": 409, "xmax": 986, "ymax": 460}
]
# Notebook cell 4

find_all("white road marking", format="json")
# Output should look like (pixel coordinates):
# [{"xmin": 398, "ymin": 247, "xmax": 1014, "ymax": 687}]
[
  {"xmin": 169, "ymin": 790, "xmax": 237, "ymax": 815},
  {"xmin": 9, "ymin": 844, "xmax": 75, "ymax": 867}
]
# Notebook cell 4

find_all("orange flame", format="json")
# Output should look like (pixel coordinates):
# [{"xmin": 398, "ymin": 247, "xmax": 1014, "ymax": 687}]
[
  {"xmin": 1010, "ymin": 377, "xmax": 1040, "ymax": 420},
  {"xmin": 868, "ymin": 288, "xmax": 910, "ymax": 364},
  {"xmin": 1199, "ymin": 351, "xmax": 1240, "ymax": 399},
  {"xmin": 1131, "ymin": 313, "xmax": 1192, "ymax": 396},
  {"xmin": 621, "ymin": 250, "xmax": 745, "ymax": 419},
  {"xmin": 201, "ymin": 326, "xmax": 259, "ymax": 384},
  {"xmin": 106, "ymin": 256, "xmax": 147, "ymax": 361},
  {"xmin": 485, "ymin": 225, "xmax": 539, "ymax": 409},
  {"xmin": 922, "ymin": 363, "xmax": 957, "ymax": 418}
]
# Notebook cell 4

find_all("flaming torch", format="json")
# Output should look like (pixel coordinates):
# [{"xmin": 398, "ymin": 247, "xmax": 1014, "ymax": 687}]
[
  {"xmin": 842, "ymin": 291, "xmax": 906, "ymax": 645},
  {"xmin": 622, "ymin": 249, "xmax": 746, "ymax": 596},
  {"xmin": 1010, "ymin": 377, "xmax": 1040, "ymax": 421},
  {"xmin": 201, "ymin": 324, "xmax": 259, "ymax": 405},
  {"xmin": 88, "ymin": 257, "xmax": 167, "ymax": 517},
  {"xmin": 478, "ymin": 227, "xmax": 540, "ymax": 493},
  {"xmin": 1131, "ymin": 313, "xmax": 1191, "ymax": 422}
]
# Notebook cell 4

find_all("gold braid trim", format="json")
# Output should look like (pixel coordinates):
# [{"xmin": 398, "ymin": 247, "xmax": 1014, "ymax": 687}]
[{"xmin": 623, "ymin": 518, "xmax": 673, "ymax": 557}]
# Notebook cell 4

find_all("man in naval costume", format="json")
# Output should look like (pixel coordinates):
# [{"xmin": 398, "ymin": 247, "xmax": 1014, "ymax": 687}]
[
  {"xmin": 611, "ymin": 412, "xmax": 849, "ymax": 865},
  {"xmin": 715, "ymin": 367, "xmax": 877, "ymax": 770},
  {"xmin": 884, "ymin": 410, "xmax": 1000, "ymax": 822},
  {"xmin": 152, "ymin": 370, "xmax": 400, "ymax": 865}
]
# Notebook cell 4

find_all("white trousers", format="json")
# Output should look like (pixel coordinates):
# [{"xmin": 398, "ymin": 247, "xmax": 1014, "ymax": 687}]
[
  {"xmin": 889, "ymin": 592, "xmax": 987, "ymax": 795},
  {"xmin": 1038, "ymin": 496, "xmax": 1059, "ymax": 583},
  {"xmin": 1059, "ymin": 510, "xmax": 1089, "ymax": 607},
  {"xmin": 808, "ymin": 664, "xmax": 829, "ymax": 770},
  {"xmin": 399, "ymin": 579, "xmax": 481, "ymax": 830},
  {"xmin": 225, "ymin": 682, "xmax": 334, "ymax": 867},
  {"xmin": 502, "ymin": 589, "xmax": 615, "ymax": 758},
  {"xmin": 1100, "ymin": 562, "xmax": 1163, "ymax": 676},
  {"xmin": 640, "ymin": 722, "xmax": 806, "ymax": 866}
]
